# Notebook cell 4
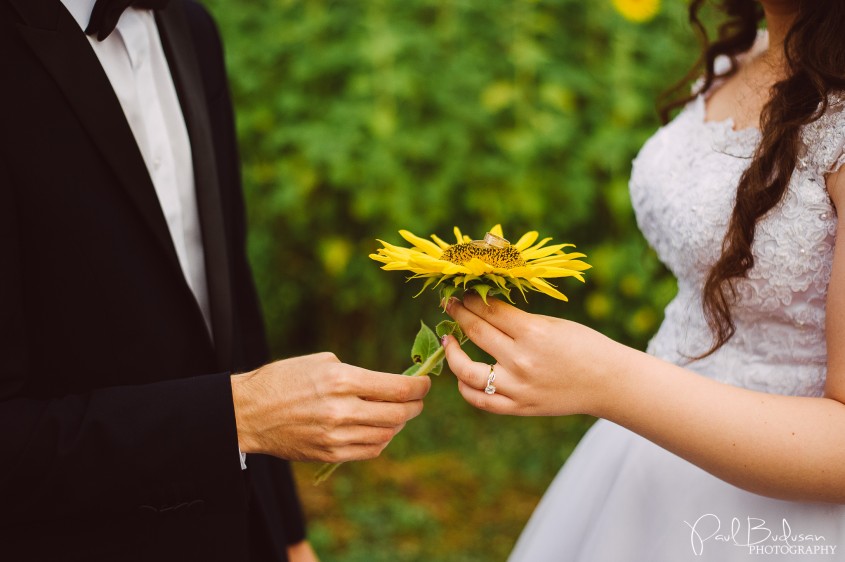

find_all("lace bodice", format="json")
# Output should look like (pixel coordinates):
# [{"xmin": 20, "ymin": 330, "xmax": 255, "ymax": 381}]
[{"xmin": 630, "ymin": 65, "xmax": 845, "ymax": 397}]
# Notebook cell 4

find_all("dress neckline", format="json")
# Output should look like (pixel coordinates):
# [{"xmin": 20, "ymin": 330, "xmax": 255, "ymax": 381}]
[{"xmin": 690, "ymin": 95, "xmax": 760, "ymax": 157}]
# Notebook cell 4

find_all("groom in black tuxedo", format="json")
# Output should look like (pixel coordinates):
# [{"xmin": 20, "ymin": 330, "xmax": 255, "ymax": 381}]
[{"xmin": 0, "ymin": 1, "xmax": 430, "ymax": 561}]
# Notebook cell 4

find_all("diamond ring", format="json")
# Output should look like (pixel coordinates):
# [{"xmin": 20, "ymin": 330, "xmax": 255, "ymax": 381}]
[{"xmin": 484, "ymin": 364, "xmax": 497, "ymax": 395}]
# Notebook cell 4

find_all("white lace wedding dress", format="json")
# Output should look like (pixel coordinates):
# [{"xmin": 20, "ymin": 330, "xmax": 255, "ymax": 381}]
[{"xmin": 508, "ymin": 53, "xmax": 845, "ymax": 561}]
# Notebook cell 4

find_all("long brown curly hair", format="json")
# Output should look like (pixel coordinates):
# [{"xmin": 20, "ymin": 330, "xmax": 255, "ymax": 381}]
[{"xmin": 659, "ymin": 0, "xmax": 845, "ymax": 357}]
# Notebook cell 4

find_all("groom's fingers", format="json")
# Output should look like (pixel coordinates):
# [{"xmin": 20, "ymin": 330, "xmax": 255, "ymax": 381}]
[
  {"xmin": 348, "ymin": 399, "xmax": 424, "ymax": 428},
  {"xmin": 346, "ymin": 367, "xmax": 432, "ymax": 403},
  {"xmin": 445, "ymin": 297, "xmax": 515, "ymax": 357}
]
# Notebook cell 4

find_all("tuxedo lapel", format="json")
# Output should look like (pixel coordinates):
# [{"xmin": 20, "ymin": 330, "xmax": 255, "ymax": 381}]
[
  {"xmin": 157, "ymin": 3, "xmax": 234, "ymax": 370},
  {"xmin": 9, "ymin": 0, "xmax": 185, "ymax": 286}
]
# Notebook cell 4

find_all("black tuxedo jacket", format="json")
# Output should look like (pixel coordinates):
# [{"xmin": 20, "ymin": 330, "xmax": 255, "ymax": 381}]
[{"xmin": 0, "ymin": 1, "xmax": 305, "ymax": 560}]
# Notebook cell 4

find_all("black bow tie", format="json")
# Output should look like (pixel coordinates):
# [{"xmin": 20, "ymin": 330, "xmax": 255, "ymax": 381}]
[{"xmin": 85, "ymin": 0, "xmax": 171, "ymax": 41}]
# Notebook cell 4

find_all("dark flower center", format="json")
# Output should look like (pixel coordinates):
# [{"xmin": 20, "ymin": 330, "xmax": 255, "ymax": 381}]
[{"xmin": 440, "ymin": 243, "xmax": 525, "ymax": 269}]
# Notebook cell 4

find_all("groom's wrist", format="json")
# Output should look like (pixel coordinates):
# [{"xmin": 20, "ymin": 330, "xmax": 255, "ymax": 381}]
[{"xmin": 230, "ymin": 371, "xmax": 262, "ymax": 455}]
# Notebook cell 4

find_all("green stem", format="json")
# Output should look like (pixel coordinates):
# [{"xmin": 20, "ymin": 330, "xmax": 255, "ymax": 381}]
[
  {"xmin": 313, "ymin": 460, "xmax": 342, "ymax": 485},
  {"xmin": 313, "ymin": 345, "xmax": 446, "ymax": 485},
  {"xmin": 413, "ymin": 346, "xmax": 445, "ymax": 377}
]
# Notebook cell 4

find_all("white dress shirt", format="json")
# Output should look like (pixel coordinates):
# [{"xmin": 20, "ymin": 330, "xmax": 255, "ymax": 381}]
[
  {"xmin": 59, "ymin": 0, "xmax": 247, "ymax": 470},
  {"xmin": 60, "ymin": 0, "xmax": 211, "ymax": 334}
]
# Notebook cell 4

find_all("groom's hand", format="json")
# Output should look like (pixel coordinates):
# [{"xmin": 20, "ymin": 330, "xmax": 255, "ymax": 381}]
[{"xmin": 230, "ymin": 353, "xmax": 431, "ymax": 463}]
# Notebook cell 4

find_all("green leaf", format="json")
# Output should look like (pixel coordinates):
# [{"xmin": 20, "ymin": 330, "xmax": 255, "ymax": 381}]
[
  {"xmin": 473, "ymin": 284, "xmax": 492, "ymax": 304},
  {"xmin": 413, "ymin": 276, "xmax": 437, "ymax": 298},
  {"xmin": 410, "ymin": 321, "xmax": 441, "ymax": 364},
  {"xmin": 402, "ymin": 363, "xmax": 422, "ymax": 376},
  {"xmin": 405, "ymin": 321, "xmax": 445, "ymax": 377},
  {"xmin": 486, "ymin": 285, "xmax": 515, "ymax": 304},
  {"xmin": 436, "ymin": 319, "xmax": 468, "ymax": 345},
  {"xmin": 439, "ymin": 285, "xmax": 458, "ymax": 309}
]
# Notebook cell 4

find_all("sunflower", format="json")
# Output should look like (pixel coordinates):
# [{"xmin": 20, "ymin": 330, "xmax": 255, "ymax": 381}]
[
  {"xmin": 370, "ymin": 224, "xmax": 590, "ymax": 303},
  {"xmin": 612, "ymin": 0, "xmax": 660, "ymax": 23}
]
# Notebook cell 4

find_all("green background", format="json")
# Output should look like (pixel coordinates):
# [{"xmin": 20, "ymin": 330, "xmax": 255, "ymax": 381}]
[{"xmin": 202, "ymin": 0, "xmax": 700, "ymax": 559}]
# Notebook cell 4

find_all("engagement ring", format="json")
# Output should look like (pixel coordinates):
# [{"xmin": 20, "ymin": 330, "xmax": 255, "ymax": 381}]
[{"xmin": 484, "ymin": 364, "xmax": 497, "ymax": 395}]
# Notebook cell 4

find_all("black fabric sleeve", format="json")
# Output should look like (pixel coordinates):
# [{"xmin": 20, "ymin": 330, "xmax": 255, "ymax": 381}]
[
  {"xmin": 0, "ymin": 157, "xmax": 243, "ymax": 525},
  {"xmin": 270, "ymin": 458, "xmax": 308, "ymax": 544},
  {"xmin": 182, "ymin": 0, "xmax": 308, "ymax": 541}
]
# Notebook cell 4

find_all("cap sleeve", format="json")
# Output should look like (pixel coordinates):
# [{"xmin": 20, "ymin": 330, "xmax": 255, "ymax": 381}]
[
  {"xmin": 829, "ymin": 97, "xmax": 845, "ymax": 175},
  {"xmin": 799, "ymin": 94, "xmax": 845, "ymax": 176}
]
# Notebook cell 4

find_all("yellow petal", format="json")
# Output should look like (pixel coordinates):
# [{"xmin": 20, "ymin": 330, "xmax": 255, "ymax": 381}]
[
  {"xmin": 465, "ymin": 257, "xmax": 493, "ymax": 276},
  {"xmin": 534, "ymin": 259, "xmax": 591, "ymax": 271},
  {"xmin": 502, "ymin": 266, "xmax": 538, "ymax": 278},
  {"xmin": 453, "ymin": 226, "xmax": 464, "ymax": 244},
  {"xmin": 399, "ymin": 230, "xmax": 444, "ymax": 258},
  {"xmin": 523, "ymin": 243, "xmax": 572, "ymax": 260},
  {"xmin": 443, "ymin": 263, "xmax": 471, "ymax": 275},
  {"xmin": 376, "ymin": 240, "xmax": 420, "ymax": 257},
  {"xmin": 526, "ymin": 278, "xmax": 569, "ymax": 301},
  {"xmin": 374, "ymin": 239, "xmax": 404, "ymax": 252},
  {"xmin": 407, "ymin": 258, "xmax": 450, "ymax": 273},
  {"xmin": 369, "ymin": 253, "xmax": 392, "ymax": 264},
  {"xmin": 513, "ymin": 231, "xmax": 539, "ymax": 250},
  {"xmin": 530, "ymin": 267, "xmax": 586, "ymax": 281},
  {"xmin": 532, "ymin": 252, "xmax": 588, "ymax": 264},
  {"xmin": 524, "ymin": 237, "xmax": 553, "ymax": 253},
  {"xmin": 430, "ymin": 234, "xmax": 451, "ymax": 250},
  {"xmin": 409, "ymin": 253, "xmax": 446, "ymax": 264},
  {"xmin": 489, "ymin": 224, "xmax": 504, "ymax": 238},
  {"xmin": 381, "ymin": 262, "xmax": 416, "ymax": 271}
]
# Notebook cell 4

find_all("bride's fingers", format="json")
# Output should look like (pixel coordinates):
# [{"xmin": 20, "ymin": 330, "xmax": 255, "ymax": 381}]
[
  {"xmin": 456, "ymin": 380, "xmax": 513, "ymax": 414},
  {"xmin": 443, "ymin": 335, "xmax": 517, "ymax": 414},
  {"xmin": 444, "ymin": 297, "xmax": 515, "ymax": 357},
  {"xmin": 442, "ymin": 335, "xmax": 494, "ymax": 390},
  {"xmin": 460, "ymin": 293, "xmax": 533, "ymax": 339}
]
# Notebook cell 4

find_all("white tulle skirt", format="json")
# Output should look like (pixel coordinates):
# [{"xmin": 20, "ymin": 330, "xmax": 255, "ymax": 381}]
[{"xmin": 508, "ymin": 420, "xmax": 845, "ymax": 561}]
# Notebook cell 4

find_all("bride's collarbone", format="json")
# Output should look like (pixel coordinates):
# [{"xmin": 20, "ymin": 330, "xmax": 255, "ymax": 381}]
[{"xmin": 704, "ymin": 59, "xmax": 785, "ymax": 133}]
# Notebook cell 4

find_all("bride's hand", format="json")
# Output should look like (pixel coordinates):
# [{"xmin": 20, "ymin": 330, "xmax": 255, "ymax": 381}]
[{"xmin": 442, "ymin": 293, "xmax": 625, "ymax": 417}]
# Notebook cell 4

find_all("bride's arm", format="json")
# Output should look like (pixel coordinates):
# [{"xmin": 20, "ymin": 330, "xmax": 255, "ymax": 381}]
[{"xmin": 441, "ymin": 169, "xmax": 845, "ymax": 504}]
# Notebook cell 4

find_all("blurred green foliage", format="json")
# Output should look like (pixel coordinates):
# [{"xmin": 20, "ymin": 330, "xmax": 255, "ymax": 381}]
[{"xmin": 202, "ymin": 0, "xmax": 699, "ymax": 559}]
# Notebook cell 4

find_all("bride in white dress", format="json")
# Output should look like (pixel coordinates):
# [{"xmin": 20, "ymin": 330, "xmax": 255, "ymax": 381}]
[{"xmin": 441, "ymin": 1, "xmax": 845, "ymax": 560}]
